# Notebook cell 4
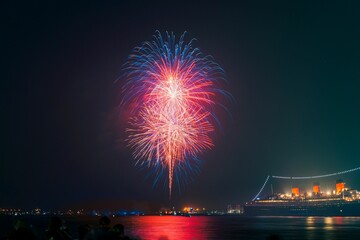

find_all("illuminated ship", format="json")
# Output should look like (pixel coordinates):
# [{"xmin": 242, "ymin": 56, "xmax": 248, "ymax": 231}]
[{"xmin": 244, "ymin": 167, "xmax": 360, "ymax": 216}]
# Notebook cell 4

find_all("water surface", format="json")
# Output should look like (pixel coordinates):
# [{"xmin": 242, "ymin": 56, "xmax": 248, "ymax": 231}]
[{"xmin": 2, "ymin": 215, "xmax": 360, "ymax": 239}]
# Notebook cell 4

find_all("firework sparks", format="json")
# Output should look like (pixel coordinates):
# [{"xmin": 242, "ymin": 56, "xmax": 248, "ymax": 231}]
[{"xmin": 122, "ymin": 31, "xmax": 226, "ymax": 198}]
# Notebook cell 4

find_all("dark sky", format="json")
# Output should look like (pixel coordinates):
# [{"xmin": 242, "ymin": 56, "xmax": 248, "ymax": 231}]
[{"xmin": 2, "ymin": 1, "xmax": 360, "ymax": 211}]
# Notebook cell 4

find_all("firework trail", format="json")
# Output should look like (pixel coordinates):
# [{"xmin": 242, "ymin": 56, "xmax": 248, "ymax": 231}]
[{"xmin": 122, "ymin": 31, "xmax": 226, "ymax": 198}]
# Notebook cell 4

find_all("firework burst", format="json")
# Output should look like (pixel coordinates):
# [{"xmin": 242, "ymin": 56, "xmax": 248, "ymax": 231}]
[{"xmin": 122, "ymin": 31, "xmax": 226, "ymax": 198}]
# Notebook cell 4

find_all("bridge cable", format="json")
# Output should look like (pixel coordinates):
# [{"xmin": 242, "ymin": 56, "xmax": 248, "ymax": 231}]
[
  {"xmin": 272, "ymin": 166, "xmax": 360, "ymax": 180},
  {"xmin": 252, "ymin": 175, "xmax": 270, "ymax": 201}
]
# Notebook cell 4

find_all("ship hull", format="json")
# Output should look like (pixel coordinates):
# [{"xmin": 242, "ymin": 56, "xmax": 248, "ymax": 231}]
[{"xmin": 244, "ymin": 200, "xmax": 360, "ymax": 216}]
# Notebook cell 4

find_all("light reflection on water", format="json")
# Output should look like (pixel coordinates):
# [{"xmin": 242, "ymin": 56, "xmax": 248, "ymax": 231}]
[
  {"xmin": 303, "ymin": 216, "xmax": 360, "ymax": 240},
  {"xmin": 128, "ymin": 216, "xmax": 210, "ymax": 240},
  {"xmin": 324, "ymin": 217, "xmax": 334, "ymax": 230},
  {"xmin": 3, "ymin": 215, "xmax": 360, "ymax": 239},
  {"xmin": 117, "ymin": 216, "xmax": 360, "ymax": 240}
]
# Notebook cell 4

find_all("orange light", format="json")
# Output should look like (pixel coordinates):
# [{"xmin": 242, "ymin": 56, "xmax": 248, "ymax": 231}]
[
  {"xmin": 292, "ymin": 187, "xmax": 300, "ymax": 196},
  {"xmin": 183, "ymin": 207, "xmax": 191, "ymax": 212},
  {"xmin": 336, "ymin": 182, "xmax": 345, "ymax": 194},
  {"xmin": 313, "ymin": 185, "xmax": 320, "ymax": 193}
]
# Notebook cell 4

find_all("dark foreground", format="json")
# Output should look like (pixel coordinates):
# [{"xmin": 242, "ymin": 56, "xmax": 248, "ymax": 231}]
[{"xmin": 2, "ymin": 215, "xmax": 360, "ymax": 240}]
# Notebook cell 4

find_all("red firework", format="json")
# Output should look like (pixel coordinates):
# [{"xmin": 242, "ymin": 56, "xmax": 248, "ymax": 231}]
[{"xmin": 123, "ymin": 31, "xmax": 225, "ymax": 198}]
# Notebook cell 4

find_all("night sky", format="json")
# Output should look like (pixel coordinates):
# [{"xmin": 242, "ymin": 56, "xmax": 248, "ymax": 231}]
[{"xmin": 2, "ymin": 1, "xmax": 360, "ymax": 211}]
